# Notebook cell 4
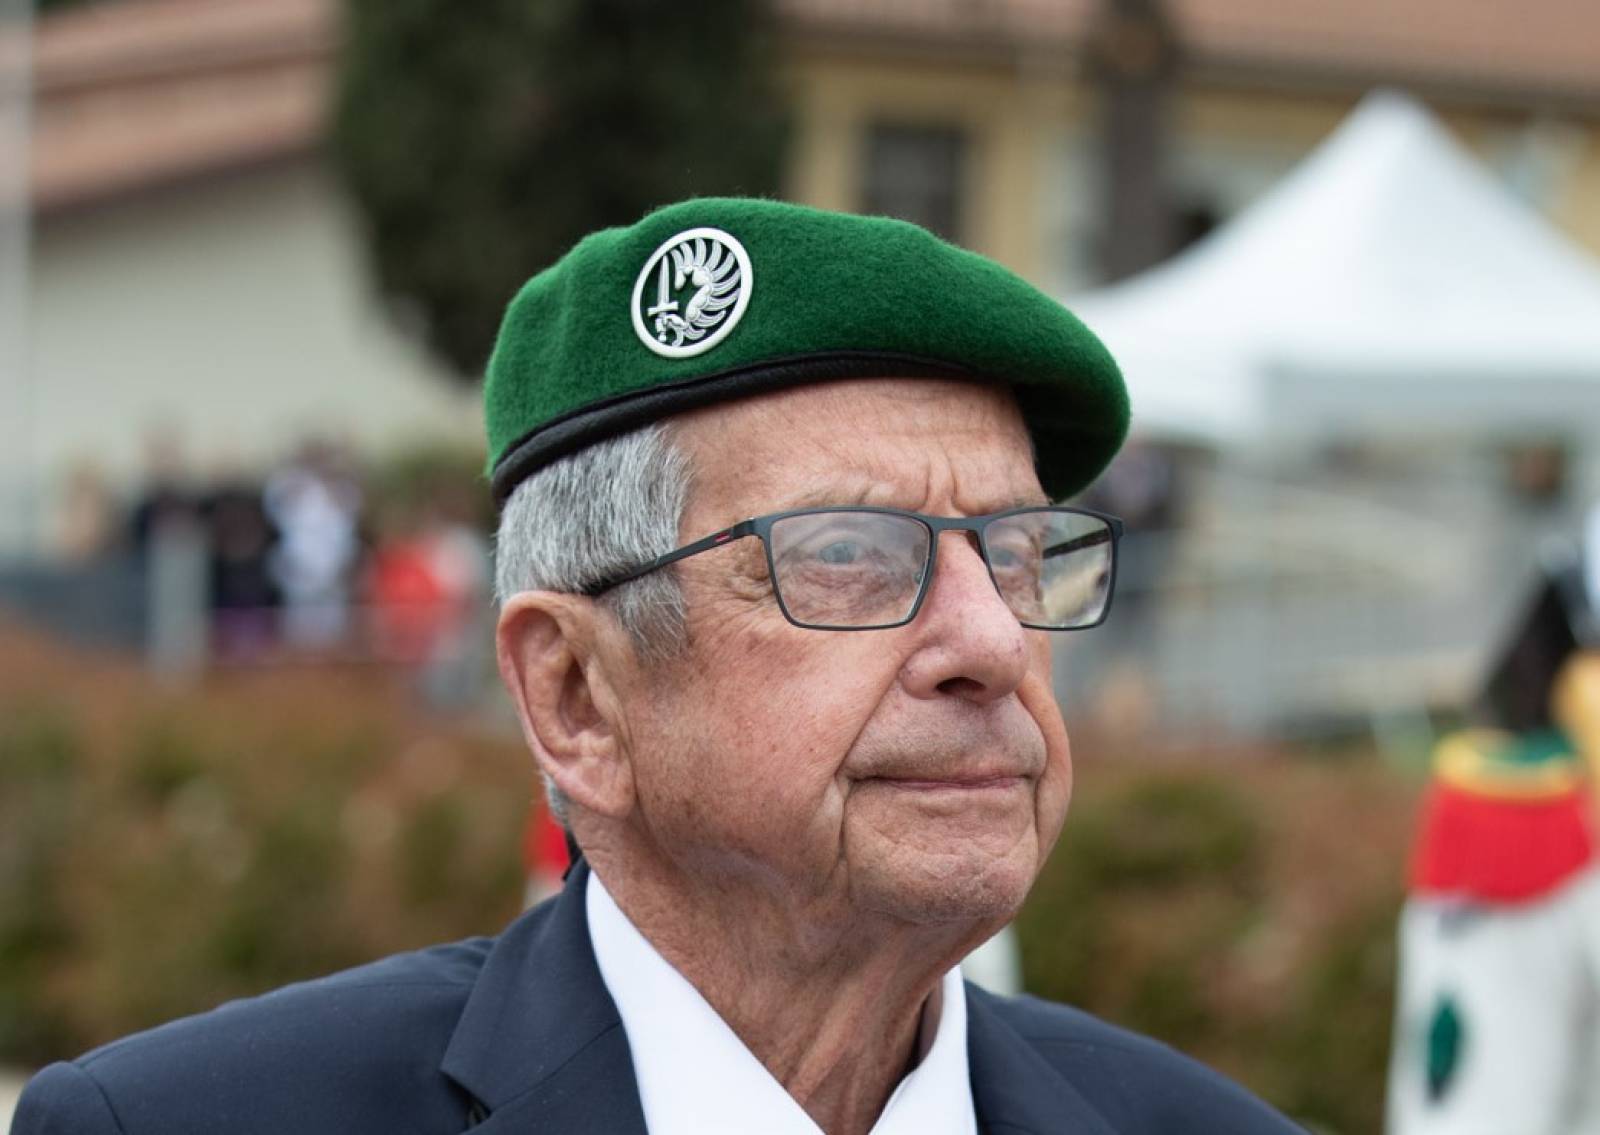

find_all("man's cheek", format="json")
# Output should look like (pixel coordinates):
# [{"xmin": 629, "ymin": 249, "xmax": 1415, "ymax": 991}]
[
  {"xmin": 1017, "ymin": 668, "xmax": 1068, "ymax": 746},
  {"xmin": 1037, "ymin": 758, "xmax": 1072, "ymax": 841}
]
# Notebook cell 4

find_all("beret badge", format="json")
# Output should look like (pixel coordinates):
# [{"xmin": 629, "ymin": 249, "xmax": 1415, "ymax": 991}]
[{"xmin": 630, "ymin": 227, "xmax": 753, "ymax": 358}]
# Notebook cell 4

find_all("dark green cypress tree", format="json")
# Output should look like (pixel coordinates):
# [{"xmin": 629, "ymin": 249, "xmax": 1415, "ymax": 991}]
[{"xmin": 333, "ymin": 0, "xmax": 788, "ymax": 377}]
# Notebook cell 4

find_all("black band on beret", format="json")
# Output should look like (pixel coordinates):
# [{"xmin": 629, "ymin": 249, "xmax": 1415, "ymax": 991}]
[{"xmin": 489, "ymin": 350, "xmax": 970, "ymax": 506}]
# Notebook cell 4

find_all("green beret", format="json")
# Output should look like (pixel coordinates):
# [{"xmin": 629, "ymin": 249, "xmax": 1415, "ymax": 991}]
[{"xmin": 484, "ymin": 197, "xmax": 1128, "ymax": 505}]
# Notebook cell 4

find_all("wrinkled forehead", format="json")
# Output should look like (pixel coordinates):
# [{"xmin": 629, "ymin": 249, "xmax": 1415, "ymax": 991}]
[{"xmin": 671, "ymin": 378, "xmax": 1043, "ymax": 520}]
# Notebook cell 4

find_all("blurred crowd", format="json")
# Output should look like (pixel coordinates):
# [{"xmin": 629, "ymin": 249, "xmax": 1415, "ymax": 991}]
[{"xmin": 21, "ymin": 431, "xmax": 493, "ymax": 704}]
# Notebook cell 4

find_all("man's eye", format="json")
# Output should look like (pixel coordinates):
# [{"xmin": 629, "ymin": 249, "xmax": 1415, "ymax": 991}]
[{"xmin": 816, "ymin": 540, "xmax": 862, "ymax": 565}]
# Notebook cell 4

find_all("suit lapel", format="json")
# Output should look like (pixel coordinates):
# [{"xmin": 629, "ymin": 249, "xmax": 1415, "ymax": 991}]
[
  {"xmin": 440, "ymin": 862, "xmax": 647, "ymax": 1133},
  {"xmin": 966, "ymin": 985, "xmax": 1119, "ymax": 1135},
  {"xmin": 442, "ymin": 867, "xmax": 1117, "ymax": 1134}
]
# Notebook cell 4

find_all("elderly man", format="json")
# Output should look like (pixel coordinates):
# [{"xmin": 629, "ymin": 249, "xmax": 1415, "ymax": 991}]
[{"xmin": 14, "ymin": 200, "xmax": 1299, "ymax": 1134}]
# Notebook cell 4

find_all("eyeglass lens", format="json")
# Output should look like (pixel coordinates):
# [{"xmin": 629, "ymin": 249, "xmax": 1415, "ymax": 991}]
[
  {"xmin": 766, "ymin": 509, "xmax": 1113, "ymax": 629},
  {"xmin": 982, "ymin": 510, "xmax": 1113, "ymax": 629},
  {"xmin": 769, "ymin": 512, "xmax": 929, "ymax": 628}
]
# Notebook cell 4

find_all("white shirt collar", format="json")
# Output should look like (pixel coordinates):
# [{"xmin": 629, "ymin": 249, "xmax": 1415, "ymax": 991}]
[{"xmin": 586, "ymin": 871, "xmax": 978, "ymax": 1135}]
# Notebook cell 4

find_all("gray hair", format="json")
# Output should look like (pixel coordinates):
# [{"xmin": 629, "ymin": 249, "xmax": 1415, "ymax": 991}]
[{"xmin": 494, "ymin": 423, "xmax": 693, "ymax": 823}]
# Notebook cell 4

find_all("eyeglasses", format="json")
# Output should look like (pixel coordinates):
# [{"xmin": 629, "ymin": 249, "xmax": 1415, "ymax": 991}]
[{"xmin": 582, "ymin": 505, "xmax": 1123, "ymax": 631}]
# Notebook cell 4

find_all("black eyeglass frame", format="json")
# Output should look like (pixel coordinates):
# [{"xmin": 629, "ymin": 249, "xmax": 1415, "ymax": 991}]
[{"xmin": 581, "ymin": 504, "xmax": 1125, "ymax": 632}]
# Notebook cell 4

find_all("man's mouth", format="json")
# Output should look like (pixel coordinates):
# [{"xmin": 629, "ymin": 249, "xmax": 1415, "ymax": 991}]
[{"xmin": 865, "ymin": 773, "xmax": 1028, "ymax": 792}]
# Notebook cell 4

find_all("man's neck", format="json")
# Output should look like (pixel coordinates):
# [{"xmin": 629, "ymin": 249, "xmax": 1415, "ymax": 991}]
[{"xmin": 587, "ymin": 849, "xmax": 980, "ymax": 1135}]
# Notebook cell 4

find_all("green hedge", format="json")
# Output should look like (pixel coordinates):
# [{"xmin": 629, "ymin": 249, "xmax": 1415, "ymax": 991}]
[
  {"xmin": 0, "ymin": 630, "xmax": 530, "ymax": 1058},
  {"xmin": 1018, "ymin": 763, "xmax": 1408, "ymax": 1134}
]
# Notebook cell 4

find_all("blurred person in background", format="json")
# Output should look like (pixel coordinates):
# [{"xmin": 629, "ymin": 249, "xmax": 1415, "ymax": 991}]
[
  {"xmin": 364, "ymin": 483, "xmax": 492, "ymax": 705},
  {"xmin": 364, "ymin": 515, "xmax": 450, "ymax": 664},
  {"xmin": 202, "ymin": 474, "xmax": 281, "ymax": 662},
  {"xmin": 49, "ymin": 460, "xmax": 116, "ymax": 565},
  {"xmin": 415, "ymin": 484, "xmax": 492, "ymax": 707},
  {"xmin": 1388, "ymin": 532, "xmax": 1600, "ymax": 1135},
  {"xmin": 264, "ymin": 440, "xmax": 364, "ymax": 651},
  {"xmin": 128, "ymin": 426, "xmax": 209, "ymax": 674},
  {"xmin": 126, "ymin": 426, "xmax": 197, "ymax": 560},
  {"xmin": 15, "ymin": 200, "xmax": 1300, "ymax": 1134}
]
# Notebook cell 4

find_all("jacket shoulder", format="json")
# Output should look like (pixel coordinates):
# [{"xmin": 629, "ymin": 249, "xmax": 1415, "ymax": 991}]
[
  {"xmin": 11, "ymin": 1061, "xmax": 124, "ymax": 1135},
  {"xmin": 13, "ymin": 936, "xmax": 496, "ymax": 1135},
  {"xmin": 977, "ymin": 990, "xmax": 1303, "ymax": 1133}
]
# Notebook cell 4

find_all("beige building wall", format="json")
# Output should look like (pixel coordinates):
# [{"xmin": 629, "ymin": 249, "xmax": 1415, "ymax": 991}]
[
  {"xmin": 785, "ymin": 50, "xmax": 1088, "ymax": 286},
  {"xmin": 27, "ymin": 160, "xmax": 481, "ymax": 501}
]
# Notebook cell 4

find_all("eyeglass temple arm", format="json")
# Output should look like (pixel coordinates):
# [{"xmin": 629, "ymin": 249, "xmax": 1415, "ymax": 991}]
[
  {"xmin": 1043, "ymin": 519, "xmax": 1122, "ymax": 560},
  {"xmin": 581, "ymin": 520, "xmax": 760, "ymax": 597}
]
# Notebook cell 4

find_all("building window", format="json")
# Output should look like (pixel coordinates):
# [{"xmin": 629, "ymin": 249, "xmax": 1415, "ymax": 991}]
[{"xmin": 862, "ymin": 122, "xmax": 967, "ymax": 244}]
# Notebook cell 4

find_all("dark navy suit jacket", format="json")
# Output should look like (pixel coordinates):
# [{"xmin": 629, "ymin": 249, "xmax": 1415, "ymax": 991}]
[{"xmin": 14, "ymin": 864, "xmax": 1301, "ymax": 1133}]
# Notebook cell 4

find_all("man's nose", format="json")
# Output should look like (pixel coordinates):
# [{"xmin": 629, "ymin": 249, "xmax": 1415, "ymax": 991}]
[{"xmin": 898, "ymin": 531, "xmax": 1031, "ymax": 702}]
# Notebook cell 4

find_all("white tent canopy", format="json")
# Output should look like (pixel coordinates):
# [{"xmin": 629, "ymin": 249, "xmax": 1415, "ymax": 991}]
[{"xmin": 1068, "ymin": 91, "xmax": 1600, "ymax": 445}]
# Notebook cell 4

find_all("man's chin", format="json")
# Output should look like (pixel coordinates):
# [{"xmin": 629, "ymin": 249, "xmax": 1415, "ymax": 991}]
[{"xmin": 851, "ymin": 842, "xmax": 1039, "ymax": 931}]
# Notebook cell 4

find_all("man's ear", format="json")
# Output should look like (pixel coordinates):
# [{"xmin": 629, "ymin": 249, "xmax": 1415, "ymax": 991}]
[{"xmin": 495, "ymin": 592, "xmax": 635, "ymax": 819}]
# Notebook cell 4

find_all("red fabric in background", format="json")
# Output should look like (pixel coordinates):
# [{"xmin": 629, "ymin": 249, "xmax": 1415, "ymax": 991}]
[
  {"xmin": 522, "ymin": 797, "xmax": 572, "ymax": 884},
  {"xmin": 364, "ymin": 540, "xmax": 449, "ymax": 663},
  {"xmin": 1410, "ymin": 782, "xmax": 1595, "ymax": 903}
]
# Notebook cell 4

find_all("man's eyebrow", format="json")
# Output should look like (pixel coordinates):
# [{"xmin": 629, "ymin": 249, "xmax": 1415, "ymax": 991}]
[
  {"xmin": 1007, "ymin": 491, "xmax": 1052, "ymax": 510},
  {"xmin": 772, "ymin": 488, "xmax": 1052, "ymax": 513},
  {"xmin": 780, "ymin": 485, "xmax": 880, "ymax": 510}
]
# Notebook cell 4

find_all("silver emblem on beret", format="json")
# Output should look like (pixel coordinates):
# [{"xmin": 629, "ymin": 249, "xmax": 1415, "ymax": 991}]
[{"xmin": 631, "ymin": 227, "xmax": 752, "ymax": 358}]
